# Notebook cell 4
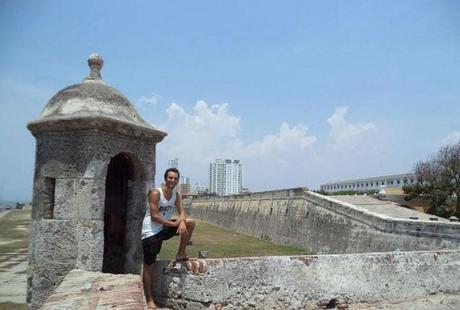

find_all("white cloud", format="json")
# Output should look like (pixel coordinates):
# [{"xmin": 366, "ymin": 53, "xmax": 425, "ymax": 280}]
[
  {"xmin": 166, "ymin": 101, "xmax": 240, "ymax": 141},
  {"xmin": 154, "ymin": 101, "xmax": 316, "ymax": 189},
  {"xmin": 138, "ymin": 93, "xmax": 161, "ymax": 106},
  {"xmin": 164, "ymin": 101, "xmax": 240, "ymax": 152},
  {"xmin": 327, "ymin": 107, "xmax": 376, "ymax": 149},
  {"xmin": 157, "ymin": 101, "xmax": 241, "ymax": 176},
  {"xmin": 243, "ymin": 122, "xmax": 316, "ymax": 157},
  {"xmin": 145, "ymin": 101, "xmax": 389, "ymax": 191},
  {"xmin": 442, "ymin": 131, "xmax": 460, "ymax": 145},
  {"xmin": 135, "ymin": 93, "xmax": 166, "ymax": 125}
]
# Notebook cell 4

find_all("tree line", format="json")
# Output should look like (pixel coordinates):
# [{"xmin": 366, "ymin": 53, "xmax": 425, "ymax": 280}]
[{"xmin": 404, "ymin": 141, "xmax": 460, "ymax": 218}]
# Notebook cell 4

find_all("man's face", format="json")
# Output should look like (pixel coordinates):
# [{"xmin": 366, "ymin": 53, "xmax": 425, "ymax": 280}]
[{"xmin": 165, "ymin": 171, "xmax": 179, "ymax": 189}]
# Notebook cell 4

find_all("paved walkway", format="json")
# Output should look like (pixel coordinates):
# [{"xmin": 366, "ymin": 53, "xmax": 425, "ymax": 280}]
[
  {"xmin": 0, "ymin": 251, "xmax": 28, "ymax": 304},
  {"xmin": 350, "ymin": 293, "xmax": 460, "ymax": 310},
  {"xmin": 330, "ymin": 195, "xmax": 448, "ymax": 221},
  {"xmin": 0, "ymin": 209, "xmax": 29, "ymax": 306}
]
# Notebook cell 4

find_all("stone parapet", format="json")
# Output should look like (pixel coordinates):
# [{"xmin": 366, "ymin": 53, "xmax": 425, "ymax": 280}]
[
  {"xmin": 152, "ymin": 250, "xmax": 460, "ymax": 309},
  {"xmin": 305, "ymin": 192, "xmax": 460, "ymax": 240}
]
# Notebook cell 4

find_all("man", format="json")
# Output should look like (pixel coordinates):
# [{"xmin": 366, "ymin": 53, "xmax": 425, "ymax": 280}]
[{"xmin": 141, "ymin": 168, "xmax": 195, "ymax": 309}]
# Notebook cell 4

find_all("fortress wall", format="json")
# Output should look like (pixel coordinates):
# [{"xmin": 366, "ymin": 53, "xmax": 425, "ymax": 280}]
[
  {"xmin": 189, "ymin": 188, "xmax": 460, "ymax": 254},
  {"xmin": 153, "ymin": 250, "xmax": 460, "ymax": 309}
]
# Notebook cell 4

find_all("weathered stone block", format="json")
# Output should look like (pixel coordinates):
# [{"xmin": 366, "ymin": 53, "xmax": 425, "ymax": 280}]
[
  {"xmin": 53, "ymin": 178, "xmax": 75, "ymax": 220},
  {"xmin": 39, "ymin": 157, "xmax": 80, "ymax": 179},
  {"xmin": 30, "ymin": 219, "xmax": 78, "ymax": 264},
  {"xmin": 27, "ymin": 261, "xmax": 75, "ymax": 310},
  {"xmin": 83, "ymin": 158, "xmax": 108, "ymax": 179},
  {"xmin": 75, "ymin": 178, "xmax": 105, "ymax": 220},
  {"xmin": 76, "ymin": 220, "xmax": 104, "ymax": 271}
]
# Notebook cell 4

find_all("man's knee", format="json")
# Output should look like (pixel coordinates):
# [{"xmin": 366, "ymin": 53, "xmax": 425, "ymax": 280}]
[{"xmin": 185, "ymin": 217, "xmax": 195, "ymax": 228}]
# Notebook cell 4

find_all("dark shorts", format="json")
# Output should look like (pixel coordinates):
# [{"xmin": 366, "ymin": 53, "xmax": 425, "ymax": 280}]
[{"xmin": 142, "ymin": 225, "xmax": 177, "ymax": 265}]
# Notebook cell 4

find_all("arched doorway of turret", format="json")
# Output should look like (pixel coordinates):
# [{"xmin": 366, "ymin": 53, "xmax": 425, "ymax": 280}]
[
  {"xmin": 103, "ymin": 153, "xmax": 132, "ymax": 273},
  {"xmin": 102, "ymin": 152, "xmax": 148, "ymax": 274}
]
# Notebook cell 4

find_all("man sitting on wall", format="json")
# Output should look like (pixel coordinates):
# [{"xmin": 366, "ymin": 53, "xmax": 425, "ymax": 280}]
[{"xmin": 141, "ymin": 168, "xmax": 195, "ymax": 309}]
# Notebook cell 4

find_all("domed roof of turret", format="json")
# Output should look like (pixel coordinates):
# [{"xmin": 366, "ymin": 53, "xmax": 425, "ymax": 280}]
[
  {"xmin": 28, "ymin": 54, "xmax": 166, "ymax": 140},
  {"xmin": 38, "ymin": 54, "xmax": 147, "ymax": 125}
]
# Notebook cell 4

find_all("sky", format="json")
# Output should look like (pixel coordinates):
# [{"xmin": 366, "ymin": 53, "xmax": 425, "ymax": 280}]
[{"xmin": 0, "ymin": 0, "xmax": 459, "ymax": 201}]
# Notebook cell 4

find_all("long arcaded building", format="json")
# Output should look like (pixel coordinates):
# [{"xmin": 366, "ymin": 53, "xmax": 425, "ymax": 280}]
[{"xmin": 320, "ymin": 173, "xmax": 416, "ymax": 193}]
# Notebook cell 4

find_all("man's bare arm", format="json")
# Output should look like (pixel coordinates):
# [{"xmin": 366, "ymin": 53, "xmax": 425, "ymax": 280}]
[
  {"xmin": 149, "ymin": 190, "xmax": 180, "ymax": 227},
  {"xmin": 175, "ymin": 194, "xmax": 186, "ymax": 222},
  {"xmin": 175, "ymin": 194, "xmax": 187, "ymax": 236}
]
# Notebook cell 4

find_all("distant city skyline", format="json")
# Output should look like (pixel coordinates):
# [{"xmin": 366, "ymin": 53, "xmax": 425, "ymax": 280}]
[{"xmin": 1, "ymin": 1, "xmax": 459, "ymax": 200}]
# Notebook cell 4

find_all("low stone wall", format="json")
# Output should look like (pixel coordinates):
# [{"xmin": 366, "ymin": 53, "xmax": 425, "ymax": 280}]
[
  {"xmin": 152, "ymin": 250, "xmax": 460, "ymax": 309},
  {"xmin": 189, "ymin": 188, "xmax": 460, "ymax": 254},
  {"xmin": 41, "ymin": 269, "xmax": 146, "ymax": 309}
]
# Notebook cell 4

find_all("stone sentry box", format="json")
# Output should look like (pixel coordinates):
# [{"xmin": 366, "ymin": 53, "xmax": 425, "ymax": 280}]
[{"xmin": 26, "ymin": 54, "xmax": 166, "ymax": 309}]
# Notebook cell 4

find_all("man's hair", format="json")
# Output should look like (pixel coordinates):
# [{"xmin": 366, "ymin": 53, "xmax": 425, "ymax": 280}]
[{"xmin": 164, "ymin": 168, "xmax": 180, "ymax": 180}]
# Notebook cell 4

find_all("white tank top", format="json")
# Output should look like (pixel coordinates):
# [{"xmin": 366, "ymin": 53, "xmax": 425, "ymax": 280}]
[{"xmin": 141, "ymin": 187, "xmax": 177, "ymax": 239}]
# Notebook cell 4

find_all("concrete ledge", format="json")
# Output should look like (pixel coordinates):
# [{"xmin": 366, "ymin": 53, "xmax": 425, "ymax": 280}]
[
  {"xmin": 152, "ymin": 250, "xmax": 460, "ymax": 309},
  {"xmin": 42, "ymin": 269, "xmax": 146, "ymax": 309}
]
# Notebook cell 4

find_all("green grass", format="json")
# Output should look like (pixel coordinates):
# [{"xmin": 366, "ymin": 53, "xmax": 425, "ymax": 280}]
[
  {"xmin": 0, "ymin": 210, "xmax": 31, "ymax": 255},
  {"xmin": 0, "ymin": 303, "xmax": 26, "ymax": 310},
  {"xmin": 157, "ymin": 220, "xmax": 312, "ymax": 260},
  {"xmin": 0, "ymin": 209, "xmax": 311, "ymax": 260}
]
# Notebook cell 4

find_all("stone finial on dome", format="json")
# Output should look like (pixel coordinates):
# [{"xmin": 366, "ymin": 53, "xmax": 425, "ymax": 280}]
[{"xmin": 84, "ymin": 53, "xmax": 104, "ymax": 81}]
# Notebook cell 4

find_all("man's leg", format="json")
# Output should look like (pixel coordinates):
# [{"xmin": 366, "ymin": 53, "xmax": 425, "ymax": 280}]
[
  {"xmin": 142, "ymin": 262, "xmax": 156, "ymax": 309},
  {"xmin": 142, "ymin": 236, "xmax": 161, "ymax": 309},
  {"xmin": 176, "ymin": 218, "xmax": 195, "ymax": 260}
]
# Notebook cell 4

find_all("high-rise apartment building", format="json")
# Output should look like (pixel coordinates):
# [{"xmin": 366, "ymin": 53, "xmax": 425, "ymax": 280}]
[
  {"xmin": 179, "ymin": 176, "xmax": 190, "ymax": 196},
  {"xmin": 166, "ymin": 158, "xmax": 191, "ymax": 196},
  {"xmin": 209, "ymin": 159, "xmax": 242, "ymax": 196},
  {"xmin": 168, "ymin": 158, "xmax": 179, "ymax": 170}
]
